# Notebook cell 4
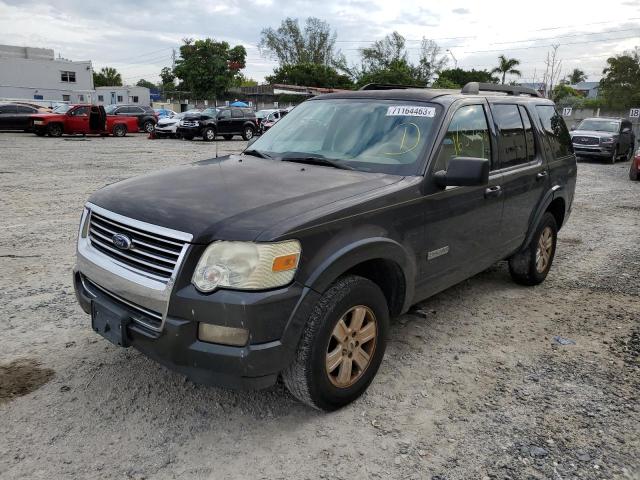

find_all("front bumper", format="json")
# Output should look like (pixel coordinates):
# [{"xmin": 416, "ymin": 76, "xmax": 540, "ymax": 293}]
[
  {"xmin": 572, "ymin": 144, "xmax": 614, "ymax": 157},
  {"xmin": 176, "ymin": 126, "xmax": 201, "ymax": 136}
]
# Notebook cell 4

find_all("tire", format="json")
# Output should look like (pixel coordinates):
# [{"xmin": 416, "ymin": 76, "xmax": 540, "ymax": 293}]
[
  {"xmin": 508, "ymin": 212, "xmax": 558, "ymax": 286},
  {"xmin": 609, "ymin": 146, "xmax": 618, "ymax": 164},
  {"xmin": 202, "ymin": 127, "xmax": 216, "ymax": 142},
  {"xmin": 143, "ymin": 120, "xmax": 155, "ymax": 133},
  {"xmin": 48, "ymin": 123, "xmax": 63, "ymax": 137},
  {"xmin": 282, "ymin": 275, "xmax": 389, "ymax": 411},
  {"xmin": 242, "ymin": 126, "xmax": 255, "ymax": 141},
  {"xmin": 223, "ymin": 135, "xmax": 233, "ymax": 140},
  {"xmin": 112, "ymin": 124, "xmax": 127, "ymax": 137}
]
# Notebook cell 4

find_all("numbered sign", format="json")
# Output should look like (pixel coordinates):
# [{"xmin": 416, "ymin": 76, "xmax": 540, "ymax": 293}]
[
  {"xmin": 630, "ymin": 108, "xmax": 640, "ymax": 118},
  {"xmin": 562, "ymin": 107, "xmax": 572, "ymax": 117}
]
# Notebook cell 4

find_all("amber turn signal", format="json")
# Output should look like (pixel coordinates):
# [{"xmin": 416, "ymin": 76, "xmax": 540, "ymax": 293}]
[{"xmin": 272, "ymin": 253, "xmax": 299, "ymax": 272}]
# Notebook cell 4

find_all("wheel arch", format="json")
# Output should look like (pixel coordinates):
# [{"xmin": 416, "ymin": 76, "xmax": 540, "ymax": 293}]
[{"xmin": 522, "ymin": 189, "xmax": 567, "ymax": 250}]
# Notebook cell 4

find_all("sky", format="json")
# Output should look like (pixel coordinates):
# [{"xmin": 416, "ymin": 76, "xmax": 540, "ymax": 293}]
[{"xmin": 0, "ymin": 0, "xmax": 638, "ymax": 86}]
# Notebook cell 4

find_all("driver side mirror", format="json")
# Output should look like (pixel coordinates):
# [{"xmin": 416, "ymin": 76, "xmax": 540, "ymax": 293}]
[
  {"xmin": 434, "ymin": 157, "xmax": 490, "ymax": 188},
  {"xmin": 622, "ymin": 127, "xmax": 631, "ymax": 133}
]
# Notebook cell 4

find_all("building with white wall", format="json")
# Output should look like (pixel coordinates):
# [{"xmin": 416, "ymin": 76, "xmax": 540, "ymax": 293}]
[
  {"xmin": 95, "ymin": 86, "xmax": 151, "ymax": 106},
  {"xmin": 0, "ymin": 44, "xmax": 94, "ymax": 103}
]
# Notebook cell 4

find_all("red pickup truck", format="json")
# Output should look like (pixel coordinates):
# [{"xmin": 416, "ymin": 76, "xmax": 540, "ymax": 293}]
[{"xmin": 31, "ymin": 104, "xmax": 139, "ymax": 137}]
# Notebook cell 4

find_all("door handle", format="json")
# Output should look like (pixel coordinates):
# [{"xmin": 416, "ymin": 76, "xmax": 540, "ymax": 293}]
[
  {"xmin": 536, "ymin": 171, "xmax": 548, "ymax": 180},
  {"xmin": 484, "ymin": 185, "xmax": 502, "ymax": 198}
]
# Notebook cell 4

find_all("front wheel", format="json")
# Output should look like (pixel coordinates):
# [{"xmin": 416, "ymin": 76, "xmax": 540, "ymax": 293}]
[
  {"xmin": 112, "ymin": 124, "xmax": 127, "ymax": 137},
  {"xmin": 242, "ymin": 126, "xmax": 255, "ymax": 141},
  {"xmin": 609, "ymin": 146, "xmax": 618, "ymax": 164},
  {"xmin": 48, "ymin": 123, "xmax": 63, "ymax": 137},
  {"xmin": 202, "ymin": 127, "xmax": 216, "ymax": 141},
  {"xmin": 282, "ymin": 275, "xmax": 389, "ymax": 411},
  {"xmin": 143, "ymin": 120, "xmax": 155, "ymax": 133},
  {"xmin": 508, "ymin": 212, "xmax": 558, "ymax": 286}
]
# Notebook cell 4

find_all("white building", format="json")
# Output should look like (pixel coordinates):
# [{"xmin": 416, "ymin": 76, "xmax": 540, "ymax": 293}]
[
  {"xmin": 0, "ymin": 44, "xmax": 94, "ymax": 104},
  {"xmin": 95, "ymin": 86, "xmax": 151, "ymax": 106}
]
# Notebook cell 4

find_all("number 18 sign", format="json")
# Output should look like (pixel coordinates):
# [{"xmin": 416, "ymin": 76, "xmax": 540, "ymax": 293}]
[{"xmin": 630, "ymin": 108, "xmax": 640, "ymax": 118}]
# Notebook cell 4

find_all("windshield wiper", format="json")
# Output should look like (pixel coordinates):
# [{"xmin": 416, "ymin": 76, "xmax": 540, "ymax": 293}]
[
  {"xmin": 280, "ymin": 155, "xmax": 353, "ymax": 170},
  {"xmin": 243, "ymin": 149, "xmax": 271, "ymax": 159}
]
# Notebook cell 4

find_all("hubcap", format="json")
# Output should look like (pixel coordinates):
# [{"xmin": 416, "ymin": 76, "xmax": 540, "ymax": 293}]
[
  {"xmin": 245, "ymin": 128, "xmax": 253, "ymax": 139},
  {"xmin": 535, "ymin": 226, "xmax": 553, "ymax": 273},
  {"xmin": 325, "ymin": 305, "xmax": 377, "ymax": 388},
  {"xmin": 206, "ymin": 130, "xmax": 214, "ymax": 139}
]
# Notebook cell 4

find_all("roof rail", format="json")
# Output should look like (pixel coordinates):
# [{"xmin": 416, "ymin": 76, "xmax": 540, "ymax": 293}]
[
  {"xmin": 461, "ymin": 82, "xmax": 542, "ymax": 98},
  {"xmin": 359, "ymin": 83, "xmax": 426, "ymax": 91}
]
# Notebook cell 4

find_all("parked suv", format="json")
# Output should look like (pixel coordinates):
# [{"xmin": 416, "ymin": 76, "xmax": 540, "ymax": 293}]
[
  {"xmin": 176, "ymin": 106, "xmax": 258, "ymax": 141},
  {"xmin": 570, "ymin": 117, "xmax": 635, "ymax": 163},
  {"xmin": 73, "ymin": 82, "xmax": 576, "ymax": 410},
  {"xmin": 104, "ymin": 104, "xmax": 158, "ymax": 133}
]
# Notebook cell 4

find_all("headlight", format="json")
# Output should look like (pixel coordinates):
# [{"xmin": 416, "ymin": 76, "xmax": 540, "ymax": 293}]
[
  {"xmin": 192, "ymin": 240, "xmax": 301, "ymax": 292},
  {"xmin": 600, "ymin": 137, "xmax": 615, "ymax": 144}
]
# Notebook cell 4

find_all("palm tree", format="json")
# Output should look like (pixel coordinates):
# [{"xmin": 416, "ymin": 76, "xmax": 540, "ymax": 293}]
[
  {"xmin": 93, "ymin": 67, "xmax": 123, "ymax": 87},
  {"xmin": 565, "ymin": 68, "xmax": 587, "ymax": 85},
  {"xmin": 491, "ymin": 55, "xmax": 522, "ymax": 84}
]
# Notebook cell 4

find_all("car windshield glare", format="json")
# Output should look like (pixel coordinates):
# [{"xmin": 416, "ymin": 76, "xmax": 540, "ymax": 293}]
[
  {"xmin": 104, "ymin": 105, "xmax": 117, "ymax": 114},
  {"xmin": 53, "ymin": 105, "xmax": 71, "ymax": 113},
  {"xmin": 578, "ymin": 119, "xmax": 620, "ymax": 133},
  {"xmin": 249, "ymin": 99, "xmax": 440, "ymax": 175}
]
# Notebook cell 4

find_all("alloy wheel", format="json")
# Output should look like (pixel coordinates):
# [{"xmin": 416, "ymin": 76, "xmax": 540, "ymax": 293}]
[
  {"xmin": 535, "ymin": 226, "xmax": 553, "ymax": 273},
  {"xmin": 325, "ymin": 305, "xmax": 377, "ymax": 388}
]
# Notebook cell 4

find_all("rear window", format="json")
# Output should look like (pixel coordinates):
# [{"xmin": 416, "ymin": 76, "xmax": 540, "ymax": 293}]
[
  {"xmin": 536, "ymin": 106, "xmax": 572, "ymax": 157},
  {"xmin": 492, "ymin": 104, "xmax": 528, "ymax": 168}
]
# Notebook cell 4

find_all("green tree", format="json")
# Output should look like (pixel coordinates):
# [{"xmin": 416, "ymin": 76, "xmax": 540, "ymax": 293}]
[
  {"xmin": 437, "ymin": 68, "xmax": 497, "ymax": 86},
  {"xmin": 159, "ymin": 67, "xmax": 175, "ymax": 85},
  {"xmin": 231, "ymin": 73, "xmax": 259, "ymax": 87},
  {"xmin": 599, "ymin": 48, "xmax": 640, "ymax": 109},
  {"xmin": 565, "ymin": 68, "xmax": 587, "ymax": 84},
  {"xmin": 414, "ymin": 39, "xmax": 448, "ymax": 85},
  {"xmin": 259, "ymin": 17, "xmax": 345, "ymax": 68},
  {"xmin": 93, "ymin": 67, "xmax": 122, "ymax": 87},
  {"xmin": 431, "ymin": 77, "xmax": 460, "ymax": 89},
  {"xmin": 135, "ymin": 79, "xmax": 156, "ymax": 90},
  {"xmin": 491, "ymin": 55, "xmax": 522, "ymax": 84},
  {"xmin": 552, "ymin": 84, "xmax": 581, "ymax": 103},
  {"xmin": 173, "ymin": 38, "xmax": 247, "ymax": 98},
  {"xmin": 266, "ymin": 63, "xmax": 353, "ymax": 89}
]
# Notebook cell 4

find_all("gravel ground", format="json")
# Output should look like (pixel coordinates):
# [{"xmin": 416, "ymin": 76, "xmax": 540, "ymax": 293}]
[{"xmin": 0, "ymin": 132, "xmax": 638, "ymax": 480}]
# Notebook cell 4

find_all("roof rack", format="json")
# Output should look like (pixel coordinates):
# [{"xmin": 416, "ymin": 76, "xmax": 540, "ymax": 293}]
[
  {"xmin": 461, "ymin": 82, "xmax": 542, "ymax": 98},
  {"xmin": 359, "ymin": 83, "xmax": 426, "ymax": 91}
]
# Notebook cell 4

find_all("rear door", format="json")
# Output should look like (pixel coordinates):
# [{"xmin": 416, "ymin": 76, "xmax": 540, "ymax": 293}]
[
  {"xmin": 0, "ymin": 104, "xmax": 18, "ymax": 129},
  {"xmin": 15, "ymin": 105, "xmax": 37, "ymax": 129},
  {"xmin": 230, "ymin": 108, "xmax": 244, "ymax": 132},
  {"xmin": 418, "ymin": 100, "xmax": 505, "ymax": 297},
  {"xmin": 488, "ymin": 102, "xmax": 548, "ymax": 253}
]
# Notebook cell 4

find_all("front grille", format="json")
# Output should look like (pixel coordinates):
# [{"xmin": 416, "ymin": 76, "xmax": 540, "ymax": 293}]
[
  {"xmin": 88, "ymin": 211, "xmax": 186, "ymax": 283},
  {"xmin": 572, "ymin": 136, "xmax": 599, "ymax": 146},
  {"xmin": 180, "ymin": 120, "xmax": 198, "ymax": 127}
]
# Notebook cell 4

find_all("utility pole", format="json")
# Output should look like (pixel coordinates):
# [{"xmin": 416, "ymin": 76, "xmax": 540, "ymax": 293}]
[{"xmin": 446, "ymin": 49, "xmax": 457, "ymax": 68}]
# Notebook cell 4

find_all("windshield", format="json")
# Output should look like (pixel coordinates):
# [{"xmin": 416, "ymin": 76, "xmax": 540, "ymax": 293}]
[
  {"xmin": 53, "ymin": 104, "xmax": 71, "ymax": 113},
  {"xmin": 202, "ymin": 107, "xmax": 219, "ymax": 116},
  {"xmin": 104, "ymin": 105, "xmax": 117, "ymax": 114},
  {"xmin": 249, "ymin": 99, "xmax": 441, "ymax": 175},
  {"xmin": 256, "ymin": 110, "xmax": 273, "ymax": 119},
  {"xmin": 577, "ymin": 119, "xmax": 620, "ymax": 133}
]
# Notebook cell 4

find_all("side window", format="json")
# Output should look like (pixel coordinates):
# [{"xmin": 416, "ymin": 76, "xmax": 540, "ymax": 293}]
[
  {"xmin": 0, "ymin": 105, "xmax": 17, "ymax": 114},
  {"xmin": 518, "ymin": 105, "xmax": 536, "ymax": 162},
  {"xmin": 219, "ymin": 109, "xmax": 231, "ymax": 119},
  {"xmin": 434, "ymin": 104, "xmax": 491, "ymax": 171},
  {"xmin": 71, "ymin": 106, "xmax": 89, "ymax": 116},
  {"xmin": 492, "ymin": 104, "xmax": 527, "ymax": 168},
  {"xmin": 16, "ymin": 106, "xmax": 36, "ymax": 114},
  {"xmin": 231, "ymin": 108, "xmax": 243, "ymax": 118},
  {"xmin": 536, "ymin": 105, "xmax": 572, "ymax": 157}
]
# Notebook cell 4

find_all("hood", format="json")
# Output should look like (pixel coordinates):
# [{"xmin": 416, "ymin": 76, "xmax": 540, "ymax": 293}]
[
  {"xmin": 88, "ymin": 155, "xmax": 402, "ymax": 243},
  {"xmin": 571, "ymin": 129, "xmax": 616, "ymax": 138},
  {"xmin": 158, "ymin": 117, "xmax": 179, "ymax": 126}
]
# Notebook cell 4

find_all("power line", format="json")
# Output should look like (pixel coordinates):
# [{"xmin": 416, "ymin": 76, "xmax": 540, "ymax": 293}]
[{"xmin": 459, "ymin": 34, "xmax": 639, "ymax": 54}]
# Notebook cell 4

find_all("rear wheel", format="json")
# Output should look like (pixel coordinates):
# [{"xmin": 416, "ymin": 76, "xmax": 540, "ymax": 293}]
[
  {"xmin": 48, "ymin": 123, "xmax": 63, "ymax": 137},
  {"xmin": 202, "ymin": 127, "xmax": 216, "ymax": 141},
  {"xmin": 112, "ymin": 124, "xmax": 127, "ymax": 137},
  {"xmin": 508, "ymin": 212, "xmax": 558, "ymax": 286},
  {"xmin": 143, "ymin": 120, "xmax": 155, "ymax": 133},
  {"xmin": 242, "ymin": 126, "xmax": 255, "ymax": 141},
  {"xmin": 223, "ymin": 135, "xmax": 233, "ymax": 140},
  {"xmin": 282, "ymin": 275, "xmax": 389, "ymax": 411}
]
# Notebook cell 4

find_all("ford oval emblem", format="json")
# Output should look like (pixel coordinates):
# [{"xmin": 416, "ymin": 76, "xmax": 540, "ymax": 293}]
[{"xmin": 112, "ymin": 233, "xmax": 132, "ymax": 250}]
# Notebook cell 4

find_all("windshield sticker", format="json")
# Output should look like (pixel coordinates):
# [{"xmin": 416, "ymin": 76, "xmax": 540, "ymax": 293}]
[{"xmin": 386, "ymin": 106, "xmax": 436, "ymax": 117}]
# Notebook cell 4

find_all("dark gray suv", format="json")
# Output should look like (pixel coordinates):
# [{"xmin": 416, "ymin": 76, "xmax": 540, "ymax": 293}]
[
  {"xmin": 570, "ymin": 117, "xmax": 635, "ymax": 163},
  {"xmin": 74, "ymin": 82, "xmax": 577, "ymax": 410}
]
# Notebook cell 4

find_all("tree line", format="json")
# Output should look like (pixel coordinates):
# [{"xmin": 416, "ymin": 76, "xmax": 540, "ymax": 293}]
[{"xmin": 94, "ymin": 17, "xmax": 640, "ymax": 110}]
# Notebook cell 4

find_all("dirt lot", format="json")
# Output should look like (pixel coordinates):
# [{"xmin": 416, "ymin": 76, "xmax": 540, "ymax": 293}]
[{"xmin": 0, "ymin": 132, "xmax": 638, "ymax": 480}]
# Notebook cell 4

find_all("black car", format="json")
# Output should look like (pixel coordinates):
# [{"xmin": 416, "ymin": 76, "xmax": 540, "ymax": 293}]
[
  {"xmin": 0, "ymin": 103, "xmax": 46, "ymax": 131},
  {"xmin": 570, "ymin": 117, "xmax": 635, "ymax": 164},
  {"xmin": 74, "ymin": 82, "xmax": 576, "ymax": 410},
  {"xmin": 104, "ymin": 104, "xmax": 158, "ymax": 133},
  {"xmin": 176, "ymin": 106, "xmax": 258, "ymax": 141}
]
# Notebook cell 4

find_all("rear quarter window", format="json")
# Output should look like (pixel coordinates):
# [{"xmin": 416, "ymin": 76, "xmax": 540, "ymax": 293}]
[{"xmin": 536, "ymin": 105, "xmax": 572, "ymax": 158}]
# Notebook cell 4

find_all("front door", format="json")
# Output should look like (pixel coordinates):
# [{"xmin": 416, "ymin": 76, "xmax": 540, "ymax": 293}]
[
  {"xmin": 217, "ymin": 109, "xmax": 232, "ymax": 133},
  {"xmin": 66, "ymin": 106, "xmax": 90, "ymax": 133},
  {"xmin": 416, "ymin": 101, "xmax": 504, "ymax": 298}
]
